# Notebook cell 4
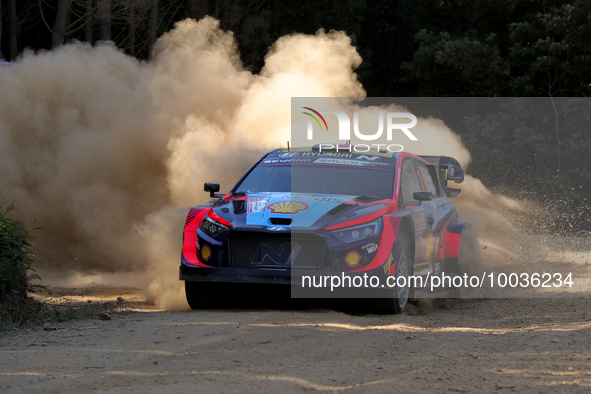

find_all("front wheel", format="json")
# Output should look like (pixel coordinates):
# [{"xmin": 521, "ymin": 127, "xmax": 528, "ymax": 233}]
[
  {"xmin": 374, "ymin": 240, "xmax": 413, "ymax": 314},
  {"xmin": 185, "ymin": 281, "xmax": 215, "ymax": 309}
]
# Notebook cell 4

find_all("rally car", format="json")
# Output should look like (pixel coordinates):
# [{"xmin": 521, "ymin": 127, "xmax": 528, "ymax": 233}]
[{"xmin": 180, "ymin": 146, "xmax": 468, "ymax": 313}]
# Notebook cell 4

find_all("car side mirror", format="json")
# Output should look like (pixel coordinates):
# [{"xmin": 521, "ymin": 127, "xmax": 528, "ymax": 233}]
[
  {"xmin": 413, "ymin": 191, "xmax": 433, "ymax": 205},
  {"xmin": 204, "ymin": 183, "xmax": 221, "ymax": 198}
]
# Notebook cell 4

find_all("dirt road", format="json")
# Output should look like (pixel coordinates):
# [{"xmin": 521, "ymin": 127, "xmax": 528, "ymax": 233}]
[{"xmin": 1, "ymin": 286, "xmax": 590, "ymax": 393}]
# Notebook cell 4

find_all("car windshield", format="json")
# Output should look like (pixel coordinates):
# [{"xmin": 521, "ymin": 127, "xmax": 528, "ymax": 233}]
[{"xmin": 235, "ymin": 163, "xmax": 394, "ymax": 199}]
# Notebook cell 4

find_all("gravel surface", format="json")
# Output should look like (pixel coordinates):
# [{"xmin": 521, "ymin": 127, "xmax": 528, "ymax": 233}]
[{"xmin": 1, "ymin": 286, "xmax": 590, "ymax": 393}]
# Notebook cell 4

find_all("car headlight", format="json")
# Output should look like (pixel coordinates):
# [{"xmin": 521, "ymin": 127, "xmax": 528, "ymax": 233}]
[
  {"xmin": 200, "ymin": 216, "xmax": 229, "ymax": 238},
  {"xmin": 331, "ymin": 218, "xmax": 382, "ymax": 243}
]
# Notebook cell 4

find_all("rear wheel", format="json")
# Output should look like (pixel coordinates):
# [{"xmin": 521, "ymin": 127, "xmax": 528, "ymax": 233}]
[{"xmin": 374, "ymin": 238, "xmax": 413, "ymax": 314}]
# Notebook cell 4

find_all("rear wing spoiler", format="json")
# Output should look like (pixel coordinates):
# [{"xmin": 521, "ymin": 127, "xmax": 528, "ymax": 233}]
[{"xmin": 420, "ymin": 155, "xmax": 464, "ymax": 197}]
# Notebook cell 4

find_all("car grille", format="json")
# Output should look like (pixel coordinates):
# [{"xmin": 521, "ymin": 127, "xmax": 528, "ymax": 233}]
[{"xmin": 228, "ymin": 232, "xmax": 331, "ymax": 269}]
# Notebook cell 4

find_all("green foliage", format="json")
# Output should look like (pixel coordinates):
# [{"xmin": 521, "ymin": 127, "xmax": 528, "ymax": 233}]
[
  {"xmin": 508, "ymin": 0, "xmax": 591, "ymax": 96},
  {"xmin": 399, "ymin": 0, "xmax": 591, "ymax": 97},
  {"xmin": 5, "ymin": 0, "xmax": 590, "ymax": 98},
  {"xmin": 395, "ymin": 1, "xmax": 590, "ymax": 226},
  {"xmin": 2, "ymin": 0, "xmax": 590, "ymax": 232},
  {"xmin": 0, "ymin": 201, "xmax": 40, "ymax": 326},
  {"xmin": 460, "ymin": 98, "xmax": 591, "ymax": 232},
  {"xmin": 237, "ymin": 0, "xmax": 368, "ymax": 73},
  {"xmin": 401, "ymin": 30, "xmax": 510, "ymax": 96}
]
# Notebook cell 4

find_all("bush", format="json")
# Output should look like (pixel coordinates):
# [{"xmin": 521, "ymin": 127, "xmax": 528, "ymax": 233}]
[{"xmin": 0, "ymin": 201, "xmax": 40, "ymax": 326}]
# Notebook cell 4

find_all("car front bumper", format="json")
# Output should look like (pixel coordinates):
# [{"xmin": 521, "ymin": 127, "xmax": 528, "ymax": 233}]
[{"xmin": 179, "ymin": 264, "xmax": 402, "ymax": 298}]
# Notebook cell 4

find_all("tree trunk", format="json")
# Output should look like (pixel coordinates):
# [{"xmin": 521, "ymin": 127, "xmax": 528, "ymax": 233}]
[
  {"xmin": 0, "ymin": 0, "xmax": 3, "ymax": 60},
  {"xmin": 8, "ymin": 0, "xmax": 17, "ymax": 60},
  {"xmin": 129, "ymin": 5, "xmax": 135, "ymax": 57},
  {"xmin": 222, "ymin": 0, "xmax": 228, "ymax": 30},
  {"xmin": 99, "ymin": 0, "xmax": 111, "ymax": 41},
  {"xmin": 52, "ymin": 0, "xmax": 71, "ymax": 48},
  {"xmin": 85, "ymin": 0, "xmax": 92, "ymax": 44},
  {"xmin": 189, "ymin": 0, "xmax": 209, "ymax": 20},
  {"xmin": 147, "ymin": 0, "xmax": 158, "ymax": 59}
]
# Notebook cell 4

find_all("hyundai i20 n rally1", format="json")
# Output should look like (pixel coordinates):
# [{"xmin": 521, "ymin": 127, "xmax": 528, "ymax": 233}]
[{"xmin": 180, "ymin": 146, "xmax": 468, "ymax": 314}]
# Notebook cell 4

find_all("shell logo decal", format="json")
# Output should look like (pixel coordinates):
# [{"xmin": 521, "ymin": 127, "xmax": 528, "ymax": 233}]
[
  {"xmin": 266, "ymin": 201, "xmax": 309, "ymax": 215},
  {"xmin": 201, "ymin": 245, "xmax": 211, "ymax": 261},
  {"xmin": 345, "ymin": 251, "xmax": 361, "ymax": 267}
]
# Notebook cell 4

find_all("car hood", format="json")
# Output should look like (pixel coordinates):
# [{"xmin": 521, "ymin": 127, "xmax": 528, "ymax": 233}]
[
  {"xmin": 211, "ymin": 192, "xmax": 398, "ymax": 230},
  {"xmin": 245, "ymin": 193, "xmax": 354, "ymax": 227}
]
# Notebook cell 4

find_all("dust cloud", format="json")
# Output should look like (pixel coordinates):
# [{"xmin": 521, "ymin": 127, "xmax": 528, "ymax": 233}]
[
  {"xmin": 0, "ymin": 17, "xmax": 582, "ymax": 309},
  {"xmin": 0, "ymin": 17, "xmax": 364, "ymax": 309},
  {"xmin": 404, "ymin": 120, "xmax": 571, "ymax": 294}
]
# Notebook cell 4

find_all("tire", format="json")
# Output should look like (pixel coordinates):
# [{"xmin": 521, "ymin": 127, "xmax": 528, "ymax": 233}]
[
  {"xmin": 457, "ymin": 223, "xmax": 479, "ymax": 274},
  {"xmin": 374, "ymin": 236, "xmax": 413, "ymax": 314},
  {"xmin": 185, "ymin": 281, "xmax": 214, "ymax": 309}
]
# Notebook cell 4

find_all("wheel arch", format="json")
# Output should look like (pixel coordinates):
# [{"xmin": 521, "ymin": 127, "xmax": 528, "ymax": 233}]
[
  {"xmin": 398, "ymin": 214, "xmax": 415, "ymax": 248},
  {"xmin": 443, "ymin": 220, "xmax": 470, "ymax": 259},
  {"xmin": 397, "ymin": 214, "xmax": 416, "ymax": 265}
]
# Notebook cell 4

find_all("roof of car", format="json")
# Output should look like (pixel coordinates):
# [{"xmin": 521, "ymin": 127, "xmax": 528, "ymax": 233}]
[{"xmin": 271, "ymin": 146, "xmax": 397, "ymax": 159}]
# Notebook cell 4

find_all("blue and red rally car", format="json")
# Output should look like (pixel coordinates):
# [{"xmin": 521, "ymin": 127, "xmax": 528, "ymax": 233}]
[{"xmin": 180, "ymin": 146, "xmax": 468, "ymax": 313}]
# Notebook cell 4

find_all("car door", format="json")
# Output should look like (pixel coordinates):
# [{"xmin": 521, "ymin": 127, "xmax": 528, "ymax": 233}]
[
  {"xmin": 398, "ymin": 158, "xmax": 429, "ymax": 276},
  {"xmin": 414, "ymin": 160, "xmax": 451, "ymax": 275}
]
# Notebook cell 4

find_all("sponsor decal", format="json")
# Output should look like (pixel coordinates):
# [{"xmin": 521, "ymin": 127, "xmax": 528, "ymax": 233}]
[
  {"xmin": 267, "ymin": 201, "xmax": 310, "ymax": 214},
  {"xmin": 345, "ymin": 251, "xmax": 361, "ymax": 267},
  {"xmin": 394, "ymin": 166, "xmax": 401, "ymax": 199},
  {"xmin": 425, "ymin": 229, "xmax": 434, "ymax": 260},
  {"xmin": 313, "ymin": 158, "xmax": 389, "ymax": 167},
  {"xmin": 201, "ymin": 245, "xmax": 211, "ymax": 261},
  {"xmin": 262, "ymin": 158, "xmax": 312, "ymax": 164},
  {"xmin": 248, "ymin": 197, "xmax": 268, "ymax": 214},
  {"xmin": 345, "ymin": 198, "xmax": 395, "ymax": 207},
  {"xmin": 300, "ymin": 152, "xmax": 354, "ymax": 157},
  {"xmin": 362, "ymin": 242, "xmax": 379, "ymax": 254},
  {"xmin": 383, "ymin": 253, "xmax": 394, "ymax": 274},
  {"xmin": 414, "ymin": 211, "xmax": 427, "ymax": 230},
  {"xmin": 291, "ymin": 194, "xmax": 348, "ymax": 203},
  {"xmin": 260, "ymin": 192, "xmax": 290, "ymax": 197}
]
